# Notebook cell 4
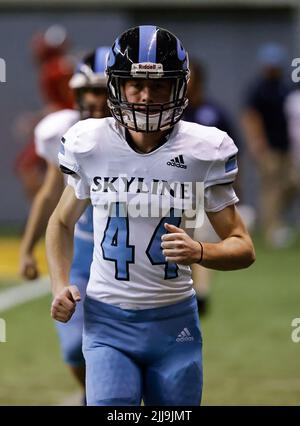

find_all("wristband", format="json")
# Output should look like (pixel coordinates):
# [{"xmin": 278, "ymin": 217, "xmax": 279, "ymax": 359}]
[{"xmin": 197, "ymin": 241, "xmax": 204, "ymax": 264}]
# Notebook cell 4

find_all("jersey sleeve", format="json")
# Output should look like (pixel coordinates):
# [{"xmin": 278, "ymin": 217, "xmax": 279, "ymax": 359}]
[
  {"xmin": 67, "ymin": 174, "xmax": 90, "ymax": 200},
  {"xmin": 58, "ymin": 124, "xmax": 90, "ymax": 200},
  {"xmin": 204, "ymin": 134, "xmax": 239, "ymax": 212},
  {"xmin": 58, "ymin": 124, "xmax": 79, "ymax": 173},
  {"xmin": 204, "ymin": 183, "xmax": 239, "ymax": 212},
  {"xmin": 34, "ymin": 124, "xmax": 60, "ymax": 166},
  {"xmin": 205, "ymin": 133, "xmax": 238, "ymax": 189}
]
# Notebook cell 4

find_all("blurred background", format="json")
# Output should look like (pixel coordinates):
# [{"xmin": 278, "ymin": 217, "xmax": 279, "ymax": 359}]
[{"xmin": 0, "ymin": 0, "xmax": 300, "ymax": 406}]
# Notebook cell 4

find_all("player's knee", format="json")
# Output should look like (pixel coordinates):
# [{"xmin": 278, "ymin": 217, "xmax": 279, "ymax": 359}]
[{"xmin": 145, "ymin": 361, "xmax": 202, "ymax": 406}]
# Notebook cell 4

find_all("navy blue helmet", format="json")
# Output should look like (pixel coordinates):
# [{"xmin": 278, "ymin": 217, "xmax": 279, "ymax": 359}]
[
  {"xmin": 106, "ymin": 25, "xmax": 190, "ymax": 132},
  {"xmin": 69, "ymin": 46, "xmax": 110, "ymax": 90},
  {"xmin": 69, "ymin": 46, "xmax": 110, "ymax": 119}
]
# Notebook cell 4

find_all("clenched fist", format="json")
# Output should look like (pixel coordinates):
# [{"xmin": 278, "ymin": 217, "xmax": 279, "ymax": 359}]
[
  {"xmin": 51, "ymin": 285, "xmax": 81, "ymax": 323},
  {"xmin": 161, "ymin": 223, "xmax": 203, "ymax": 265},
  {"xmin": 19, "ymin": 253, "xmax": 39, "ymax": 280}
]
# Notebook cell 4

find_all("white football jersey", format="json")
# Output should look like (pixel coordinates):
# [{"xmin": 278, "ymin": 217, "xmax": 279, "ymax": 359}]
[
  {"xmin": 35, "ymin": 109, "xmax": 80, "ymax": 166},
  {"xmin": 59, "ymin": 117, "xmax": 239, "ymax": 309}
]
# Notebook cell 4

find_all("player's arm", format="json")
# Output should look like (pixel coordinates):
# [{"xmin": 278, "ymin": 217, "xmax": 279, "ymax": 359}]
[
  {"xmin": 19, "ymin": 162, "xmax": 65, "ymax": 280},
  {"xmin": 203, "ymin": 204, "xmax": 255, "ymax": 269},
  {"xmin": 162, "ymin": 204, "xmax": 255, "ymax": 270},
  {"xmin": 46, "ymin": 185, "xmax": 90, "ymax": 322}
]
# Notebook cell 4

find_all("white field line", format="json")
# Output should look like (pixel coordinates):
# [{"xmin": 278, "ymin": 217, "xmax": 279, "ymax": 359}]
[
  {"xmin": 0, "ymin": 276, "xmax": 51, "ymax": 312},
  {"xmin": 0, "ymin": 277, "xmax": 82, "ymax": 407}
]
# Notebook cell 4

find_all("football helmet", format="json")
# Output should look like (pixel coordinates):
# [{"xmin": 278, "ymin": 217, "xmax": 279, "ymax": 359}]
[
  {"xmin": 69, "ymin": 46, "xmax": 110, "ymax": 118},
  {"xmin": 69, "ymin": 46, "xmax": 109, "ymax": 90},
  {"xmin": 106, "ymin": 25, "xmax": 190, "ymax": 132}
]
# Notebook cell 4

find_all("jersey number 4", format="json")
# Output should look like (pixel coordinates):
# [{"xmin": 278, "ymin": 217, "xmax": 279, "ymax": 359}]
[{"xmin": 101, "ymin": 203, "xmax": 181, "ymax": 281}]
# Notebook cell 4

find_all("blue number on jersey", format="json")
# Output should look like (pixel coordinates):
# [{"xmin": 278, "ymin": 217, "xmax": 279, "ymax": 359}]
[
  {"xmin": 146, "ymin": 208, "xmax": 182, "ymax": 279},
  {"xmin": 102, "ymin": 204, "xmax": 182, "ymax": 281},
  {"xmin": 101, "ymin": 203, "xmax": 135, "ymax": 280}
]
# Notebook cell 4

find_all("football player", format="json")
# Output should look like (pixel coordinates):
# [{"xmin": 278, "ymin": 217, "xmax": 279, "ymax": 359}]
[
  {"xmin": 46, "ymin": 26, "xmax": 255, "ymax": 406},
  {"xmin": 19, "ymin": 47, "xmax": 110, "ymax": 400}
]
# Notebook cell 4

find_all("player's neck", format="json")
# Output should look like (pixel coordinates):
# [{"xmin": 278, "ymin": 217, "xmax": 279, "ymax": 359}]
[{"xmin": 127, "ymin": 129, "xmax": 170, "ymax": 154}]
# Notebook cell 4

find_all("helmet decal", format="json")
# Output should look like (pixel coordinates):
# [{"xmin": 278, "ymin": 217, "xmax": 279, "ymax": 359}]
[
  {"xmin": 107, "ymin": 38, "xmax": 121, "ymax": 68},
  {"xmin": 177, "ymin": 39, "xmax": 187, "ymax": 62}
]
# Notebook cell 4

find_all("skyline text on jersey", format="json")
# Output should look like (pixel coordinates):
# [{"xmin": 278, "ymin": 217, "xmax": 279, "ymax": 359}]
[{"xmin": 91, "ymin": 175, "xmax": 204, "ymax": 229}]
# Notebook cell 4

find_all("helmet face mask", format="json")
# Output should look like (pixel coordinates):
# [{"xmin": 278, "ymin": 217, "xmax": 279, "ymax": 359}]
[
  {"xmin": 108, "ymin": 75, "xmax": 188, "ymax": 132},
  {"xmin": 106, "ymin": 26, "xmax": 190, "ymax": 133}
]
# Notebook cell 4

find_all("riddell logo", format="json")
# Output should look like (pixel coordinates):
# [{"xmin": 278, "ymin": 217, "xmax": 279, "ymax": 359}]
[
  {"xmin": 167, "ymin": 155, "xmax": 187, "ymax": 169},
  {"xmin": 139, "ymin": 64, "xmax": 156, "ymax": 70},
  {"xmin": 131, "ymin": 63, "xmax": 163, "ymax": 75}
]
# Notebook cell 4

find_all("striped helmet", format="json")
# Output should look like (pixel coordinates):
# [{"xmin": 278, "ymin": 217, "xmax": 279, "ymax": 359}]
[
  {"xmin": 69, "ymin": 46, "xmax": 110, "ymax": 119},
  {"xmin": 106, "ymin": 25, "xmax": 190, "ymax": 132},
  {"xmin": 69, "ymin": 46, "xmax": 110, "ymax": 90}
]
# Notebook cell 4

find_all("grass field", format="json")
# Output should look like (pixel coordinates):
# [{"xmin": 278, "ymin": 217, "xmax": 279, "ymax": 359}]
[
  {"xmin": 201, "ymin": 235, "xmax": 300, "ymax": 405},
  {"xmin": 0, "ymin": 235, "xmax": 300, "ymax": 405},
  {"xmin": 0, "ymin": 237, "xmax": 78, "ymax": 405},
  {"xmin": 0, "ymin": 295, "xmax": 77, "ymax": 405}
]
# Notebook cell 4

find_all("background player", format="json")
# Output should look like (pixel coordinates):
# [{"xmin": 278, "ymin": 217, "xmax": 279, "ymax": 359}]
[
  {"xmin": 46, "ymin": 26, "xmax": 255, "ymax": 406},
  {"xmin": 242, "ymin": 43, "xmax": 294, "ymax": 248},
  {"xmin": 19, "ymin": 47, "xmax": 110, "ymax": 399}
]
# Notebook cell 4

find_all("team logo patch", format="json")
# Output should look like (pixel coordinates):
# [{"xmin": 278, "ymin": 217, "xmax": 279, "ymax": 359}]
[
  {"xmin": 59, "ymin": 142, "xmax": 65, "ymax": 155},
  {"xmin": 167, "ymin": 155, "xmax": 187, "ymax": 169},
  {"xmin": 225, "ymin": 155, "xmax": 237, "ymax": 173}
]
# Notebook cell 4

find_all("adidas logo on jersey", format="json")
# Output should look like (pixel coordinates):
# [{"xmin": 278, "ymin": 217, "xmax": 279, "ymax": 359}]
[
  {"xmin": 167, "ymin": 155, "xmax": 187, "ymax": 169},
  {"xmin": 176, "ymin": 327, "xmax": 194, "ymax": 342}
]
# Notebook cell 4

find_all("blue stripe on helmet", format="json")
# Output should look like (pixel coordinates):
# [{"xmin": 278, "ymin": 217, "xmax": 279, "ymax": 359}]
[
  {"xmin": 139, "ymin": 25, "xmax": 157, "ymax": 63},
  {"xmin": 95, "ymin": 47, "xmax": 109, "ymax": 73}
]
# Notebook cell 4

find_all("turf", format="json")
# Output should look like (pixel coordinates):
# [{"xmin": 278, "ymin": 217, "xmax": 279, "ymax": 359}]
[
  {"xmin": 0, "ymin": 295, "xmax": 78, "ymax": 405},
  {"xmin": 201, "ymin": 235, "xmax": 300, "ymax": 405},
  {"xmin": 0, "ymin": 280, "xmax": 20, "ymax": 290}
]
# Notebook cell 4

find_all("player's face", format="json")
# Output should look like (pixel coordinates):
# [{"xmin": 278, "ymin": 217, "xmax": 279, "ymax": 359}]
[
  {"xmin": 80, "ymin": 88, "xmax": 110, "ymax": 119},
  {"xmin": 123, "ymin": 79, "xmax": 172, "ymax": 108}
]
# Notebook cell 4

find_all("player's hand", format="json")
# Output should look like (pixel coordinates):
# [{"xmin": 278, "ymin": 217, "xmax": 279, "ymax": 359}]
[
  {"xmin": 161, "ymin": 223, "xmax": 202, "ymax": 265},
  {"xmin": 51, "ymin": 285, "xmax": 81, "ymax": 323},
  {"xmin": 19, "ymin": 253, "xmax": 39, "ymax": 280}
]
